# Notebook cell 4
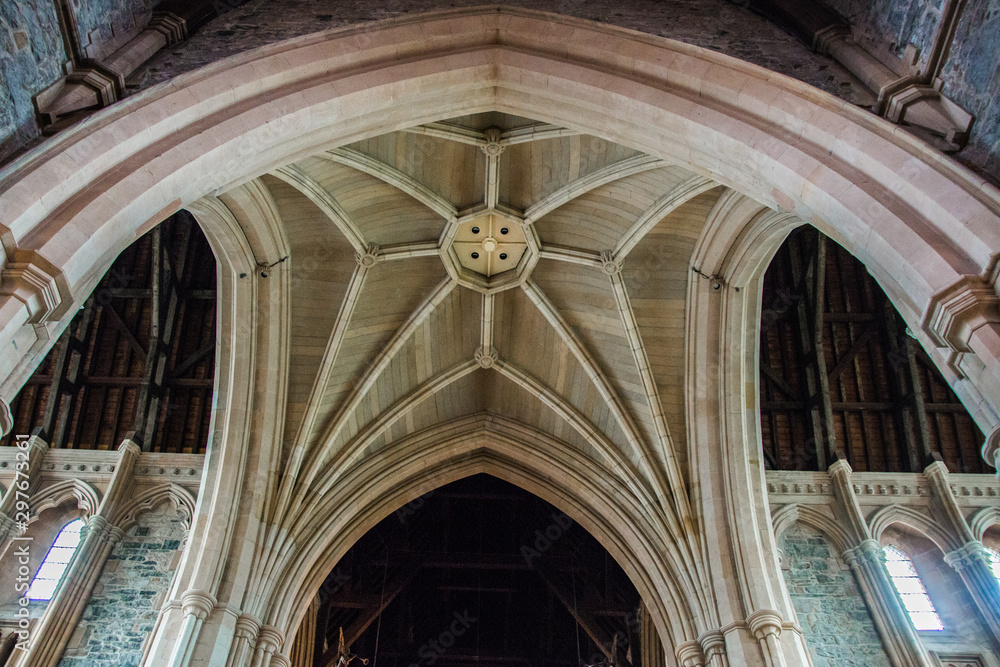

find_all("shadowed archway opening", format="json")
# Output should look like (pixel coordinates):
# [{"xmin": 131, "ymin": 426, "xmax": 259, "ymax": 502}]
[
  {"xmin": 758, "ymin": 225, "xmax": 988, "ymax": 473},
  {"xmin": 301, "ymin": 474, "xmax": 648, "ymax": 667}
]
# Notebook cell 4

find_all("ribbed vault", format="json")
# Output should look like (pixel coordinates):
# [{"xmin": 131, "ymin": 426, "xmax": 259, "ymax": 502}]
[{"xmin": 239, "ymin": 112, "xmax": 724, "ymax": 515}]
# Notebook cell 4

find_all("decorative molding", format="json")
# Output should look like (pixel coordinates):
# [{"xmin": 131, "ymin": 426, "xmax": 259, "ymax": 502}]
[
  {"xmin": 256, "ymin": 625, "xmax": 286, "ymax": 653},
  {"xmin": 944, "ymin": 541, "xmax": 990, "ymax": 571},
  {"xmin": 148, "ymin": 10, "xmax": 187, "ymax": 44},
  {"xmin": 674, "ymin": 640, "xmax": 706, "ymax": 667},
  {"xmin": 180, "ymin": 590, "xmax": 218, "ymax": 621},
  {"xmin": 474, "ymin": 346, "xmax": 498, "ymax": 369},
  {"xmin": 356, "ymin": 245, "xmax": 380, "ymax": 268},
  {"xmin": 921, "ymin": 274, "xmax": 1000, "ymax": 354},
  {"xmin": 599, "ymin": 250, "xmax": 620, "ymax": 276},
  {"xmin": 0, "ymin": 260, "xmax": 66, "ymax": 323},
  {"xmin": 479, "ymin": 128, "xmax": 505, "ymax": 157},
  {"xmin": 111, "ymin": 482, "xmax": 197, "ymax": 531},
  {"xmin": 234, "ymin": 613, "xmax": 263, "ymax": 640},
  {"xmin": 745, "ymin": 609, "xmax": 783, "ymax": 640}
]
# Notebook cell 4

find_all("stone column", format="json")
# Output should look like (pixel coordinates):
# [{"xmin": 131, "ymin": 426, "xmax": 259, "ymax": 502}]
[
  {"xmin": 249, "ymin": 626, "xmax": 285, "ymax": 667},
  {"xmin": 746, "ymin": 610, "xmax": 788, "ymax": 667},
  {"xmin": 288, "ymin": 597, "xmax": 318, "ymax": 667},
  {"xmin": 924, "ymin": 461, "xmax": 1000, "ymax": 641},
  {"xmin": 0, "ymin": 434, "xmax": 48, "ymax": 558},
  {"xmin": 676, "ymin": 640, "xmax": 707, "ymax": 667},
  {"xmin": 166, "ymin": 590, "xmax": 218, "ymax": 667},
  {"xmin": 828, "ymin": 460, "xmax": 931, "ymax": 667},
  {"xmin": 15, "ymin": 439, "xmax": 140, "ymax": 667},
  {"xmin": 225, "ymin": 614, "xmax": 262, "ymax": 667},
  {"xmin": 698, "ymin": 630, "xmax": 729, "ymax": 667}
]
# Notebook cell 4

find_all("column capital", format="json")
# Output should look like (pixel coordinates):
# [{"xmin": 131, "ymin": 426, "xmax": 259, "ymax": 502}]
[
  {"xmin": 745, "ymin": 609, "xmax": 784, "ymax": 640},
  {"xmin": 256, "ymin": 625, "xmax": 285, "ymax": 653},
  {"xmin": 698, "ymin": 629, "xmax": 726, "ymax": 659},
  {"xmin": 234, "ymin": 613, "xmax": 262, "ymax": 640},
  {"xmin": 983, "ymin": 425, "xmax": 1000, "ymax": 472},
  {"xmin": 675, "ymin": 640, "xmax": 706, "ymax": 667},
  {"xmin": 945, "ymin": 541, "xmax": 990, "ymax": 571},
  {"xmin": 180, "ymin": 589, "xmax": 217, "ymax": 620}
]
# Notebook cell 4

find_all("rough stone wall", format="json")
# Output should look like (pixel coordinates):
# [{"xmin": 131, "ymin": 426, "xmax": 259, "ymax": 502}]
[
  {"xmin": 940, "ymin": 0, "xmax": 1000, "ymax": 178},
  {"xmin": 779, "ymin": 523, "xmax": 892, "ymax": 667},
  {"xmin": 126, "ymin": 0, "xmax": 870, "ymax": 102},
  {"xmin": 0, "ymin": 0, "xmax": 67, "ymax": 162},
  {"xmin": 72, "ymin": 0, "xmax": 157, "ymax": 62},
  {"xmin": 824, "ymin": 0, "xmax": 999, "ymax": 182},
  {"xmin": 57, "ymin": 506, "xmax": 185, "ymax": 667},
  {"xmin": 825, "ymin": 0, "xmax": 943, "ymax": 66}
]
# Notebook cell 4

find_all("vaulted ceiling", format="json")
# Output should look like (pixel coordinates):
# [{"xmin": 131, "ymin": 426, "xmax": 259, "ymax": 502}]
[{"xmin": 239, "ymin": 111, "xmax": 727, "ymax": 500}]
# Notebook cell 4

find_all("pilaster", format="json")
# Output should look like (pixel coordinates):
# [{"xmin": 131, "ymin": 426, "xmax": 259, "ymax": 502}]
[
  {"xmin": 0, "ymin": 434, "xmax": 49, "ymax": 555},
  {"xmin": 925, "ymin": 461, "xmax": 1000, "ymax": 641},
  {"xmin": 829, "ymin": 460, "xmax": 931, "ymax": 667},
  {"xmin": 15, "ymin": 438, "xmax": 140, "ymax": 667}
]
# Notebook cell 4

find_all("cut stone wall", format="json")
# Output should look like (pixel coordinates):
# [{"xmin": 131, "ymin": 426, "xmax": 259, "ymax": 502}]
[
  {"xmin": 0, "ymin": 0, "xmax": 66, "ymax": 162},
  {"xmin": 57, "ymin": 505, "xmax": 185, "ymax": 667},
  {"xmin": 779, "ymin": 523, "xmax": 892, "ymax": 667}
]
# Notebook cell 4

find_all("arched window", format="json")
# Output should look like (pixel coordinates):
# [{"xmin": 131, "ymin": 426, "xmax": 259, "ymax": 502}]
[
  {"xmin": 987, "ymin": 547, "xmax": 1000, "ymax": 583},
  {"xmin": 27, "ymin": 519, "xmax": 85, "ymax": 601},
  {"xmin": 882, "ymin": 545, "xmax": 943, "ymax": 631}
]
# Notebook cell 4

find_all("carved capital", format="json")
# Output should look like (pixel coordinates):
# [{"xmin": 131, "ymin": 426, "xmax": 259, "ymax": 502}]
[
  {"xmin": 256, "ymin": 625, "xmax": 285, "ymax": 653},
  {"xmin": 698, "ymin": 630, "xmax": 726, "ymax": 659},
  {"xmin": 85, "ymin": 514, "xmax": 109, "ymax": 539},
  {"xmin": 106, "ymin": 524, "xmax": 125, "ymax": 547},
  {"xmin": 675, "ymin": 640, "xmax": 706, "ymax": 667},
  {"xmin": 857, "ymin": 538, "xmax": 884, "ymax": 564},
  {"xmin": 180, "ymin": 589, "xmax": 217, "ymax": 620},
  {"xmin": 270, "ymin": 655, "xmax": 291, "ymax": 667},
  {"xmin": 745, "ymin": 609, "xmax": 783, "ymax": 640},
  {"xmin": 982, "ymin": 426, "xmax": 1000, "ymax": 472},
  {"xmin": 234, "ymin": 613, "xmax": 262, "ymax": 640},
  {"xmin": 945, "ymin": 541, "xmax": 989, "ymax": 572}
]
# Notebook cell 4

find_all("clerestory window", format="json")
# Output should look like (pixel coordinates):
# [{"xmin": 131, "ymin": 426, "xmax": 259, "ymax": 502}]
[
  {"xmin": 987, "ymin": 547, "xmax": 1000, "ymax": 584},
  {"xmin": 27, "ymin": 519, "xmax": 85, "ymax": 601},
  {"xmin": 882, "ymin": 545, "xmax": 943, "ymax": 631}
]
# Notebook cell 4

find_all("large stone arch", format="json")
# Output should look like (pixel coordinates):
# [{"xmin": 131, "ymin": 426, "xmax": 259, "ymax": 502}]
[
  {"xmin": 0, "ymin": 6, "xmax": 999, "ymax": 667},
  {"xmin": 0, "ymin": 7, "xmax": 998, "ymax": 445},
  {"xmin": 263, "ymin": 415, "xmax": 699, "ymax": 661}
]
